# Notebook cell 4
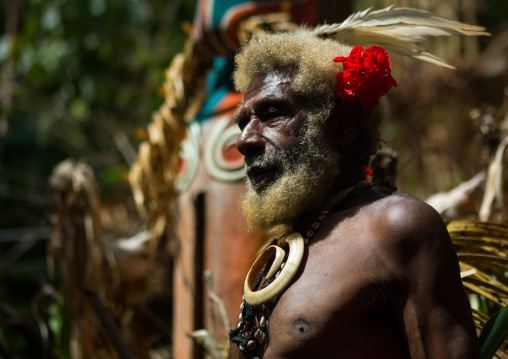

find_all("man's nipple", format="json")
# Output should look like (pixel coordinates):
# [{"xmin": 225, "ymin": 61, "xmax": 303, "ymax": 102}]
[{"xmin": 291, "ymin": 317, "xmax": 312, "ymax": 339}]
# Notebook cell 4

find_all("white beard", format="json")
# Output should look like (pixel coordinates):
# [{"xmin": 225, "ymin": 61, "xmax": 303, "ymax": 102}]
[{"xmin": 241, "ymin": 119, "xmax": 341, "ymax": 231}]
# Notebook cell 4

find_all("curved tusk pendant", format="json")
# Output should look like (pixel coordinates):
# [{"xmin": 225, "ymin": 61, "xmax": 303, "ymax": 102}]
[
  {"xmin": 265, "ymin": 245, "xmax": 286, "ymax": 279},
  {"xmin": 244, "ymin": 232, "xmax": 304, "ymax": 306}
]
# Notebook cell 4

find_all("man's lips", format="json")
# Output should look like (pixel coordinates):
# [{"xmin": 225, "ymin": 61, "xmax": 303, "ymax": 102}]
[{"xmin": 246, "ymin": 166, "xmax": 277, "ymax": 185}]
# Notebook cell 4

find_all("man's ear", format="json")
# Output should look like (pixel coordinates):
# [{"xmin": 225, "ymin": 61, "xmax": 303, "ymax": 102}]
[{"xmin": 329, "ymin": 101, "xmax": 361, "ymax": 149}]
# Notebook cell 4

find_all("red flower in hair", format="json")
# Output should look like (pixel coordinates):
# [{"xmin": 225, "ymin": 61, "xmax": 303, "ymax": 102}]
[
  {"xmin": 365, "ymin": 166, "xmax": 372, "ymax": 179},
  {"xmin": 334, "ymin": 46, "xmax": 397, "ymax": 111}
]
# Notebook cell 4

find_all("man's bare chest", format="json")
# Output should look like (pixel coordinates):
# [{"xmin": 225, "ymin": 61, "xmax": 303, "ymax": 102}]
[{"xmin": 262, "ymin": 232, "xmax": 403, "ymax": 358}]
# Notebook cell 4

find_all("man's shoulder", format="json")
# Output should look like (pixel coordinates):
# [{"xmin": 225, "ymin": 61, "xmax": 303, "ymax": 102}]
[
  {"xmin": 368, "ymin": 192, "xmax": 444, "ymax": 230},
  {"xmin": 358, "ymin": 192, "xmax": 453, "ymax": 266}
]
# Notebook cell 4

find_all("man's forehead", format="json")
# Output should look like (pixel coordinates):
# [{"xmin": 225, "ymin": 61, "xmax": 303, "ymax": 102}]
[{"xmin": 244, "ymin": 72, "xmax": 293, "ymax": 97}]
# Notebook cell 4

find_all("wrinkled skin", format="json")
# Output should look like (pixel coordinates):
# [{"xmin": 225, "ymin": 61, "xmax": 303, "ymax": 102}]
[
  {"xmin": 235, "ymin": 72, "xmax": 311, "ymax": 193},
  {"xmin": 230, "ymin": 72, "xmax": 481, "ymax": 358}
]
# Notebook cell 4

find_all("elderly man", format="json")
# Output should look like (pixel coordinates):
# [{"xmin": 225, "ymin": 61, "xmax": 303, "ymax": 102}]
[{"xmin": 227, "ymin": 18, "xmax": 482, "ymax": 359}]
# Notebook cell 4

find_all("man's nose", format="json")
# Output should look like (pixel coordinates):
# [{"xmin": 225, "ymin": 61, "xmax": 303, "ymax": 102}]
[{"xmin": 236, "ymin": 118, "xmax": 264, "ymax": 156}]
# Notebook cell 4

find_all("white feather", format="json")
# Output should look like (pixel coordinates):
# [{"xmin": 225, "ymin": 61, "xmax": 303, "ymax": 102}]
[
  {"xmin": 336, "ymin": 6, "xmax": 487, "ymax": 34},
  {"xmin": 312, "ymin": 6, "xmax": 489, "ymax": 68}
]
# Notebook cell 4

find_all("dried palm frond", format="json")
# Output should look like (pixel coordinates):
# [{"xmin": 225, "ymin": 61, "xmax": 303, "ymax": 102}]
[
  {"xmin": 426, "ymin": 172, "xmax": 486, "ymax": 219},
  {"xmin": 449, "ymin": 220, "xmax": 508, "ymax": 309},
  {"xmin": 449, "ymin": 220, "xmax": 508, "ymax": 356},
  {"xmin": 480, "ymin": 134, "xmax": 508, "ymax": 222},
  {"xmin": 49, "ymin": 159, "xmax": 110, "ymax": 358},
  {"xmin": 450, "ymin": 221, "xmax": 508, "ymax": 287},
  {"xmin": 128, "ymin": 38, "xmax": 212, "ymax": 247},
  {"xmin": 50, "ymin": 160, "xmax": 172, "ymax": 358},
  {"xmin": 312, "ymin": 6, "xmax": 489, "ymax": 68}
]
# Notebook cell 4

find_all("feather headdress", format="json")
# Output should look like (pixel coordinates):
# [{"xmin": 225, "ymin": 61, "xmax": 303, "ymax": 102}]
[{"xmin": 312, "ymin": 6, "xmax": 490, "ymax": 69}]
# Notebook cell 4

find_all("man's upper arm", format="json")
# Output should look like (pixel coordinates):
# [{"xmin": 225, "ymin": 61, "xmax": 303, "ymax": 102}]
[{"xmin": 380, "ymin": 197, "xmax": 481, "ymax": 358}]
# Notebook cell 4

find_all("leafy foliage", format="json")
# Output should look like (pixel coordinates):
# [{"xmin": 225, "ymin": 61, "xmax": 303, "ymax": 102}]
[
  {"xmin": 479, "ymin": 305, "xmax": 508, "ymax": 359},
  {"xmin": 0, "ymin": 0, "xmax": 195, "ymax": 356},
  {"xmin": 0, "ymin": 0, "xmax": 195, "ymax": 227}
]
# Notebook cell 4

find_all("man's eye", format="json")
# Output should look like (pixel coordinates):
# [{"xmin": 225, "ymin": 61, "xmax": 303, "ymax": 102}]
[
  {"xmin": 234, "ymin": 116, "xmax": 248, "ymax": 130},
  {"xmin": 266, "ymin": 107, "xmax": 281, "ymax": 114},
  {"xmin": 265, "ymin": 107, "xmax": 286, "ymax": 119}
]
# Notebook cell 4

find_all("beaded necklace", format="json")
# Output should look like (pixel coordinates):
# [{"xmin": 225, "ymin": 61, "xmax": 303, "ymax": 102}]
[{"xmin": 229, "ymin": 181, "xmax": 370, "ymax": 358}]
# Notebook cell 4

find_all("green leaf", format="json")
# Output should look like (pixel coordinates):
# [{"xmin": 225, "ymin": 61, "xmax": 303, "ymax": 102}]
[
  {"xmin": 479, "ymin": 305, "xmax": 508, "ymax": 359},
  {"xmin": 41, "ymin": 5, "xmax": 61, "ymax": 31},
  {"xmin": 69, "ymin": 98, "xmax": 90, "ymax": 121},
  {"xmin": 0, "ymin": 35, "xmax": 13, "ymax": 62}
]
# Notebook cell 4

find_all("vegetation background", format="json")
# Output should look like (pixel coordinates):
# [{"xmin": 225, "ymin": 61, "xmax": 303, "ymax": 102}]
[
  {"xmin": 0, "ymin": 0, "xmax": 507, "ymax": 357},
  {"xmin": 0, "ymin": 0, "xmax": 195, "ymax": 356}
]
